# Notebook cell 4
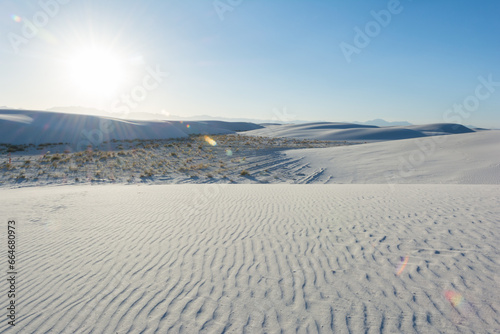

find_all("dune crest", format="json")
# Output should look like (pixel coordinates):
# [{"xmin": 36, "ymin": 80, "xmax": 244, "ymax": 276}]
[
  {"xmin": 0, "ymin": 109, "xmax": 262, "ymax": 146},
  {"xmin": 245, "ymin": 122, "xmax": 475, "ymax": 141}
]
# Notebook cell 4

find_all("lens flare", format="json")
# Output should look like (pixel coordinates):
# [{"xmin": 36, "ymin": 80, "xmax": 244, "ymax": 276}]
[
  {"xmin": 204, "ymin": 135, "xmax": 217, "ymax": 146},
  {"xmin": 186, "ymin": 124, "xmax": 190, "ymax": 128},
  {"xmin": 444, "ymin": 290, "xmax": 473, "ymax": 317},
  {"xmin": 226, "ymin": 149, "xmax": 233, "ymax": 156},
  {"xmin": 445, "ymin": 290, "xmax": 464, "ymax": 308},
  {"xmin": 396, "ymin": 255, "xmax": 409, "ymax": 276},
  {"xmin": 12, "ymin": 15, "xmax": 22, "ymax": 23}
]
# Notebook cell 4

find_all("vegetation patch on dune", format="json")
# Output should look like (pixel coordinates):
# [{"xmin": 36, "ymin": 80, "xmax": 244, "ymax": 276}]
[{"xmin": 1, "ymin": 134, "xmax": 356, "ymax": 187}]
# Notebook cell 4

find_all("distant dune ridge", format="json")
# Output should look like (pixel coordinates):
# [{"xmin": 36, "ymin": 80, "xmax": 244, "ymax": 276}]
[
  {"xmin": 244, "ymin": 122, "xmax": 475, "ymax": 141},
  {"xmin": 0, "ymin": 109, "xmax": 262, "ymax": 146},
  {"xmin": 0, "ymin": 109, "xmax": 478, "ymax": 146}
]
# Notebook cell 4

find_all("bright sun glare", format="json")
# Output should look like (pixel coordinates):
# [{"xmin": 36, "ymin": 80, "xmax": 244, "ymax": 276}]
[{"xmin": 68, "ymin": 48, "xmax": 126, "ymax": 97}]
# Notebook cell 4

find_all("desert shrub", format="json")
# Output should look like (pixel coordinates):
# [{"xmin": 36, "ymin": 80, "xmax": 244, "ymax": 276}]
[
  {"xmin": 7, "ymin": 145, "xmax": 24, "ymax": 153},
  {"xmin": 192, "ymin": 163, "xmax": 208, "ymax": 170},
  {"xmin": 240, "ymin": 170, "xmax": 250, "ymax": 176},
  {"xmin": 140, "ymin": 169, "xmax": 154, "ymax": 178}
]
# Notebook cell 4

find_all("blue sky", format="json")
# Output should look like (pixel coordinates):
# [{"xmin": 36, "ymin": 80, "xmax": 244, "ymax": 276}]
[{"xmin": 1, "ymin": 0, "xmax": 499, "ymax": 127}]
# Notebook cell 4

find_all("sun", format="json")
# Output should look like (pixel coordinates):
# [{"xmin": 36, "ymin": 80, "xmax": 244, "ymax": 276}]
[{"xmin": 68, "ymin": 48, "xmax": 127, "ymax": 97}]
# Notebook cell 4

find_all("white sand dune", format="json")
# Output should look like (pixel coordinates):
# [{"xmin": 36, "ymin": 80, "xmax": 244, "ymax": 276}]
[
  {"xmin": 2, "ymin": 112, "xmax": 499, "ymax": 332},
  {"xmin": 284, "ymin": 130, "xmax": 500, "ymax": 184},
  {"xmin": 0, "ymin": 109, "xmax": 262, "ymax": 146},
  {"xmin": 0, "ymin": 184, "xmax": 498, "ymax": 333},
  {"xmin": 1, "ymin": 128, "xmax": 498, "ymax": 188},
  {"xmin": 244, "ymin": 122, "xmax": 475, "ymax": 141}
]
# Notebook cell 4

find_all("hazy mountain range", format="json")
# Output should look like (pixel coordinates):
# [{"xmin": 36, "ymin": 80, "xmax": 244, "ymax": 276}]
[{"xmin": 41, "ymin": 106, "xmax": 416, "ymax": 127}]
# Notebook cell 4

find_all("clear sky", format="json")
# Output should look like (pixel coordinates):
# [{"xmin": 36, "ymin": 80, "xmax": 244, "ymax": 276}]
[{"xmin": 1, "ymin": 0, "xmax": 499, "ymax": 127}]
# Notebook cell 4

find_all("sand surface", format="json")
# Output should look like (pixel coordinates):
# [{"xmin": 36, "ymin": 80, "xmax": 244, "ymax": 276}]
[
  {"xmin": 3, "ymin": 131, "xmax": 498, "ymax": 188},
  {"xmin": 1, "ymin": 184, "xmax": 499, "ymax": 333},
  {"xmin": 284, "ymin": 131, "xmax": 500, "ymax": 184}
]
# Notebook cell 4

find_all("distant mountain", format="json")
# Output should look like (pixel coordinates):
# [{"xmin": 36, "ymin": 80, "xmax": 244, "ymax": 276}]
[
  {"xmin": 45, "ymin": 106, "xmax": 310, "ymax": 123},
  {"xmin": 355, "ymin": 119, "xmax": 413, "ymax": 127},
  {"xmin": 47, "ymin": 106, "xmax": 112, "ymax": 117},
  {"xmin": 159, "ymin": 114, "xmax": 312, "ymax": 124},
  {"xmin": 7, "ymin": 107, "xmax": 428, "ymax": 128},
  {"xmin": 47, "ymin": 107, "xmax": 176, "ymax": 121}
]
